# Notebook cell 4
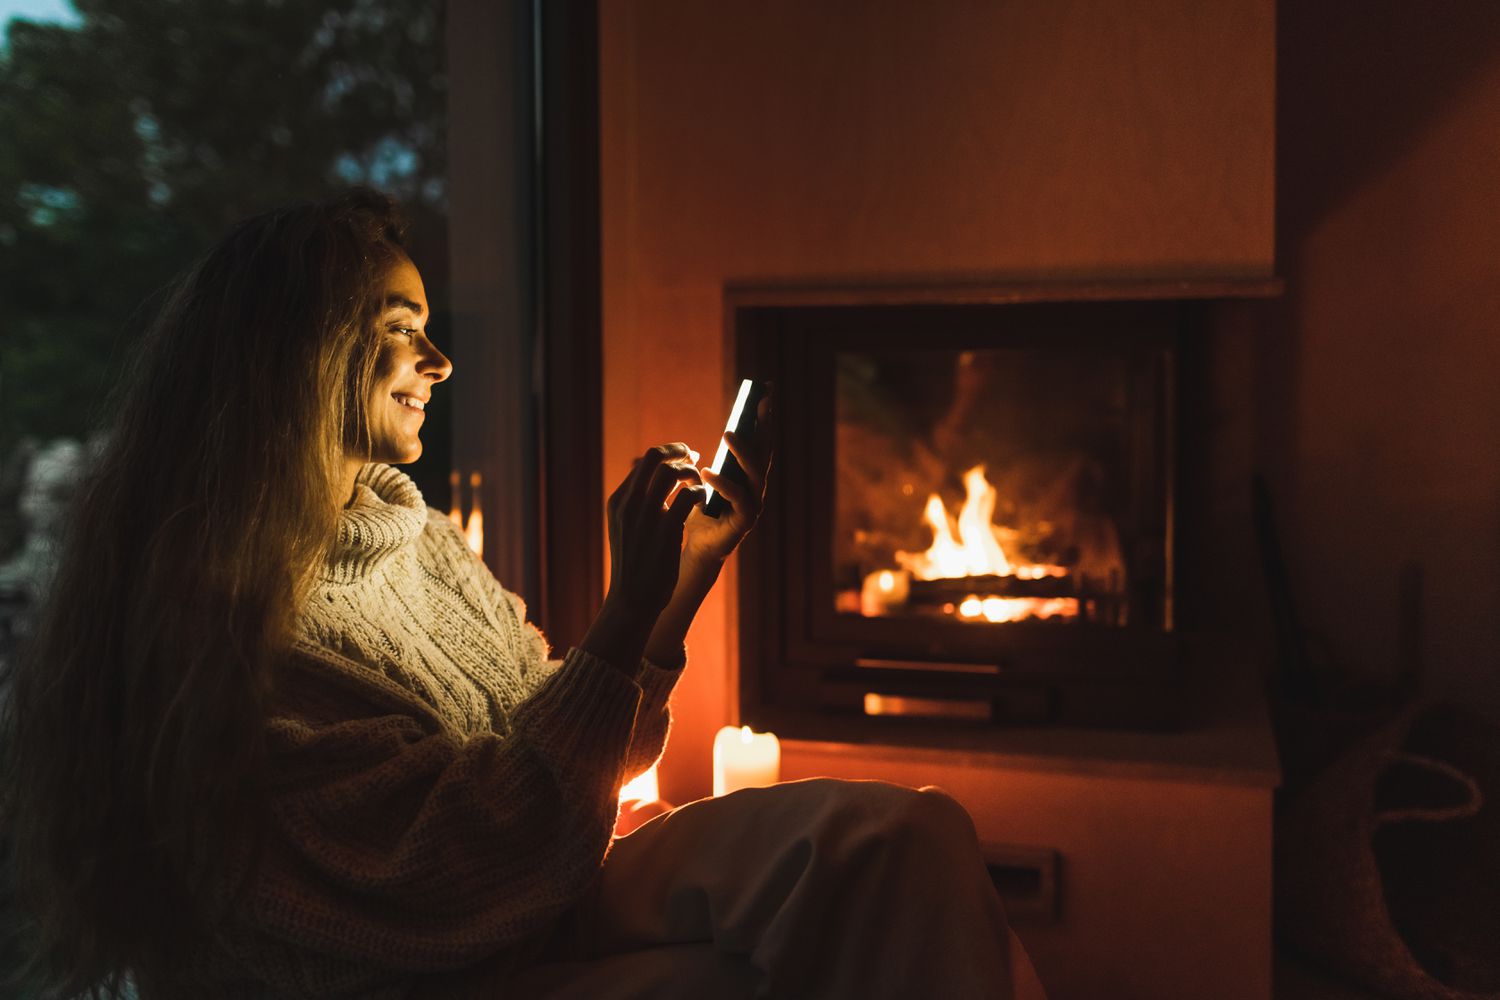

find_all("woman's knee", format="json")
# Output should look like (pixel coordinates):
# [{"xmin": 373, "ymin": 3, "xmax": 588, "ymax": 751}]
[
  {"xmin": 789, "ymin": 778, "xmax": 980, "ymax": 851},
  {"xmin": 886, "ymin": 782, "xmax": 980, "ymax": 849}
]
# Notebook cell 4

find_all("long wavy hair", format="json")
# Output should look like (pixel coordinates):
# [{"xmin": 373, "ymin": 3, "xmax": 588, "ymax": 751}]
[{"xmin": 2, "ymin": 189, "xmax": 407, "ymax": 998}]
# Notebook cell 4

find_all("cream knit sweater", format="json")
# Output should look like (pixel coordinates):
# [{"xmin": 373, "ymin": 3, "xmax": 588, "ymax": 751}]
[{"xmin": 203, "ymin": 464, "xmax": 682, "ymax": 998}]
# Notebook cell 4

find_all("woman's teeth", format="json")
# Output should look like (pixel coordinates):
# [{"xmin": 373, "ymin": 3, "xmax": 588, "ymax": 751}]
[{"xmin": 394, "ymin": 394, "xmax": 425, "ymax": 411}]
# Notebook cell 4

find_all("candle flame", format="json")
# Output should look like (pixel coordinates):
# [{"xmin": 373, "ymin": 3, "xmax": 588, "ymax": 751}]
[
  {"xmin": 450, "ymin": 469, "xmax": 485, "ymax": 556},
  {"xmin": 619, "ymin": 762, "xmax": 660, "ymax": 805}
]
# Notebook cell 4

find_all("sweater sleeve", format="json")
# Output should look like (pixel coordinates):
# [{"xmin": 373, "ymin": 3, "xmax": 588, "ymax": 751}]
[
  {"xmin": 425, "ymin": 508, "xmax": 685, "ymax": 784},
  {"xmin": 624, "ymin": 657, "xmax": 681, "ymax": 779},
  {"xmin": 521, "ymin": 653, "xmax": 680, "ymax": 785},
  {"xmin": 242, "ymin": 644, "xmax": 645, "ymax": 994}
]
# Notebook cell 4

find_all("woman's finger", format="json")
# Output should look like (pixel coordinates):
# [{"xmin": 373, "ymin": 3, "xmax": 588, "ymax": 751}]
[
  {"xmin": 630, "ymin": 442, "xmax": 693, "ymax": 476},
  {"xmin": 722, "ymin": 432, "xmax": 769, "ymax": 493},
  {"xmin": 756, "ymin": 395, "xmax": 776, "ymax": 466},
  {"xmin": 647, "ymin": 457, "xmax": 701, "ymax": 511},
  {"xmin": 701, "ymin": 465, "xmax": 759, "ymax": 518},
  {"xmin": 667, "ymin": 483, "xmax": 706, "ymax": 525},
  {"xmin": 625, "ymin": 443, "xmax": 695, "ymax": 513},
  {"xmin": 622, "ymin": 445, "xmax": 668, "ymax": 512},
  {"xmin": 661, "ymin": 462, "xmax": 704, "ymax": 509}
]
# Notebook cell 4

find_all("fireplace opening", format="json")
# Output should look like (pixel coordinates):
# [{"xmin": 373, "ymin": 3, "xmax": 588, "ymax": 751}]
[
  {"xmin": 734, "ymin": 291, "xmax": 1192, "ymax": 738},
  {"xmin": 835, "ymin": 346, "xmax": 1152, "ymax": 631}
]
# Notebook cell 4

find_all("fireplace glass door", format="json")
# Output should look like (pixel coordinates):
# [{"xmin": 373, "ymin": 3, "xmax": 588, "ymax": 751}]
[
  {"xmin": 835, "ymin": 347, "xmax": 1150, "ymax": 629},
  {"xmin": 735, "ymin": 298, "xmax": 1183, "ymax": 732}
]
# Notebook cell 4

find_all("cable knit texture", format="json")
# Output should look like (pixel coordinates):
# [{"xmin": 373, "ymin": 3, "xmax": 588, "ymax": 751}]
[{"xmin": 197, "ymin": 464, "xmax": 683, "ymax": 998}]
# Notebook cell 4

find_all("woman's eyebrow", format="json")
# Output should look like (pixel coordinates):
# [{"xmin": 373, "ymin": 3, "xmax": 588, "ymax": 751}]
[{"xmin": 383, "ymin": 294, "xmax": 426, "ymax": 318}]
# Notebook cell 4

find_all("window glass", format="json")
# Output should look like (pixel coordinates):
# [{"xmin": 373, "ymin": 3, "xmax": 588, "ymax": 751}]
[{"xmin": 0, "ymin": 0, "xmax": 450, "ymax": 654}]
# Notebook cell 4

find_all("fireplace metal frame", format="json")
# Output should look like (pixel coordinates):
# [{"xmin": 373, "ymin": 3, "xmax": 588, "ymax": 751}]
[{"xmin": 728, "ymin": 284, "xmax": 1229, "ymax": 738}]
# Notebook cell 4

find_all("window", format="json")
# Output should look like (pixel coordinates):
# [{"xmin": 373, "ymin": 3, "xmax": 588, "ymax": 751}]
[{"xmin": 0, "ymin": 0, "xmax": 450, "ymax": 656}]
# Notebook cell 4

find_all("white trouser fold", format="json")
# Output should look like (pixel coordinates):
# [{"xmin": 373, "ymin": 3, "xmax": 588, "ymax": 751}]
[{"xmin": 506, "ymin": 777, "xmax": 1045, "ymax": 1000}]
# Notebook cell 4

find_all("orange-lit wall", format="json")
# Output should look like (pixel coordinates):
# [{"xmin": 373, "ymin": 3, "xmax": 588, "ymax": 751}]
[
  {"xmin": 599, "ymin": 0, "xmax": 1275, "ymax": 804},
  {"xmin": 1269, "ymin": 3, "xmax": 1500, "ymax": 721}
]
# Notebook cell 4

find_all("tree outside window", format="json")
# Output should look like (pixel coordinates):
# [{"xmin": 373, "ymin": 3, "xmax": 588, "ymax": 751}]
[{"xmin": 0, "ymin": 0, "xmax": 452, "ymax": 660}]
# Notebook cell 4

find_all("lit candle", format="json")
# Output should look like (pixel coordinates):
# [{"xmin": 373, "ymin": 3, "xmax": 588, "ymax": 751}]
[
  {"xmin": 448, "ymin": 470, "xmax": 463, "ymax": 528},
  {"xmin": 615, "ymin": 762, "xmax": 671, "ymax": 837},
  {"xmin": 859, "ymin": 568, "xmax": 910, "ymax": 616},
  {"xmin": 713, "ymin": 725, "xmax": 781, "ymax": 796},
  {"xmin": 464, "ymin": 471, "xmax": 483, "ymax": 555}
]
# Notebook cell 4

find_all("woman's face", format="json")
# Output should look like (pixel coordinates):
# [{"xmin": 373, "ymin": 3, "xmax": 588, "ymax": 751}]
[{"xmin": 360, "ymin": 256, "xmax": 451, "ymax": 466}]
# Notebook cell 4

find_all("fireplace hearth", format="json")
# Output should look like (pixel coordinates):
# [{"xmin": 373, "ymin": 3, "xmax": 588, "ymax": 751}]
[{"xmin": 730, "ymin": 283, "xmax": 1252, "ymax": 738}]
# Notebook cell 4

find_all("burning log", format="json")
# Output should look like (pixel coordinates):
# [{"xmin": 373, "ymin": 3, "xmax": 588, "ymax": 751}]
[{"xmin": 907, "ymin": 574, "xmax": 1077, "ymax": 606}]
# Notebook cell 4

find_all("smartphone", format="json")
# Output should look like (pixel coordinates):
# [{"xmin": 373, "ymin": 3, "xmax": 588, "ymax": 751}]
[{"xmin": 703, "ymin": 378, "xmax": 770, "ymax": 518}]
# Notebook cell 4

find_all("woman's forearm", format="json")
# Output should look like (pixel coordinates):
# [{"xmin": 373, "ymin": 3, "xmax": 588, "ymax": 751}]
[
  {"xmin": 643, "ymin": 554, "xmax": 725, "ymax": 668},
  {"xmin": 579, "ymin": 596, "xmax": 658, "ymax": 678}
]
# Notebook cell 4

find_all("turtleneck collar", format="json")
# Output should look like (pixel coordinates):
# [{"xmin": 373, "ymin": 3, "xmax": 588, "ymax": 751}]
[{"xmin": 323, "ymin": 464, "xmax": 427, "ymax": 584}]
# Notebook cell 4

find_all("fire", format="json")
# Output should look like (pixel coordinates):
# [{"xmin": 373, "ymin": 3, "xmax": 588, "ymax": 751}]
[
  {"xmin": 958, "ymin": 594, "xmax": 1078, "ymax": 623},
  {"xmin": 448, "ymin": 470, "xmax": 485, "ymax": 556},
  {"xmin": 896, "ymin": 465, "xmax": 1064, "ymax": 583},
  {"xmin": 902, "ymin": 469, "xmax": 1013, "ymax": 578},
  {"xmin": 860, "ymin": 464, "xmax": 1074, "ymax": 623}
]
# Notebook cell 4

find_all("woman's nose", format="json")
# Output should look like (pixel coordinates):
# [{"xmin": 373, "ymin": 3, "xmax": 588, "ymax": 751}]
[{"xmin": 419, "ymin": 341, "xmax": 453, "ymax": 382}]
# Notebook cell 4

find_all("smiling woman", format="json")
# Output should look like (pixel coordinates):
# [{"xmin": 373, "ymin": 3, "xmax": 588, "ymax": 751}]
[
  {"xmin": 3, "ymin": 190, "xmax": 438, "ymax": 997},
  {"xmin": 0, "ymin": 190, "xmax": 747, "ymax": 999},
  {"xmin": 1, "ymin": 186, "xmax": 1039, "ymax": 1000}
]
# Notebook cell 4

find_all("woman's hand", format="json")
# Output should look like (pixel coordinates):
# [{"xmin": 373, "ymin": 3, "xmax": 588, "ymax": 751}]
[
  {"xmin": 602, "ymin": 442, "xmax": 706, "ymax": 620},
  {"xmin": 683, "ymin": 395, "xmax": 775, "ymax": 566},
  {"xmin": 635, "ymin": 399, "xmax": 775, "ymax": 669}
]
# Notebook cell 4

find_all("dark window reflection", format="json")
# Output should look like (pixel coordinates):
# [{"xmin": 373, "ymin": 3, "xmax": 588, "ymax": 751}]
[{"xmin": 0, "ymin": 0, "xmax": 450, "ymax": 656}]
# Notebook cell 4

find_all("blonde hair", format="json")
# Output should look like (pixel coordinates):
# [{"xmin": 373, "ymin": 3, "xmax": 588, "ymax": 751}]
[{"xmin": 3, "ymin": 190, "xmax": 407, "ymax": 998}]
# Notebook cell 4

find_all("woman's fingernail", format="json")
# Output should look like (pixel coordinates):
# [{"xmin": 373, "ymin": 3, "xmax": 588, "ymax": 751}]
[{"xmin": 688, "ymin": 447, "xmax": 701, "ymax": 464}]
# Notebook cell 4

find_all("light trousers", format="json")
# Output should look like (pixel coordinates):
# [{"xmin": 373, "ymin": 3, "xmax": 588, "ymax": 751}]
[{"xmin": 505, "ymin": 778, "xmax": 1046, "ymax": 999}]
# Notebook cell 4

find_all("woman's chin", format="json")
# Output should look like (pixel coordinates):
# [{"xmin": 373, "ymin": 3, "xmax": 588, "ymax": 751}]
[{"xmin": 370, "ymin": 441, "xmax": 423, "ymax": 467}]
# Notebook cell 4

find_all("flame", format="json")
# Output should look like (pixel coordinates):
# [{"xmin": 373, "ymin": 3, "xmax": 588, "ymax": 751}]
[
  {"xmin": 898, "ymin": 469, "xmax": 1012, "ymax": 578},
  {"xmin": 448, "ymin": 470, "xmax": 463, "ymax": 528},
  {"xmin": 874, "ymin": 465, "xmax": 1075, "ymax": 624},
  {"xmin": 464, "ymin": 471, "xmax": 483, "ymax": 555},
  {"xmin": 898, "ymin": 465, "xmax": 1063, "ymax": 581},
  {"xmin": 449, "ymin": 470, "xmax": 485, "ymax": 556},
  {"xmin": 957, "ymin": 594, "xmax": 1079, "ymax": 623}
]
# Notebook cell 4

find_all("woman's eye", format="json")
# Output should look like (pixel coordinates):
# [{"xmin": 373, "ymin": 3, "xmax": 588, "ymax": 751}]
[{"xmin": 389, "ymin": 326, "xmax": 418, "ymax": 341}]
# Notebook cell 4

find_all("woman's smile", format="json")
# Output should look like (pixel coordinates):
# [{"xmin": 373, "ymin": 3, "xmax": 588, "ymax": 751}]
[{"xmin": 392, "ymin": 392, "xmax": 427, "ymax": 414}]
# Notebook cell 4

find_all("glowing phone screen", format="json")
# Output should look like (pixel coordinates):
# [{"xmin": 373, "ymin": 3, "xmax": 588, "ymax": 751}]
[{"xmin": 703, "ymin": 378, "xmax": 753, "ymax": 508}]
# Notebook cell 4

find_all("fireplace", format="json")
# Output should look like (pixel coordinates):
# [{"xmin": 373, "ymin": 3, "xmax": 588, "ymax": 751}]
[{"xmin": 731, "ymin": 285, "xmax": 1221, "ymax": 739}]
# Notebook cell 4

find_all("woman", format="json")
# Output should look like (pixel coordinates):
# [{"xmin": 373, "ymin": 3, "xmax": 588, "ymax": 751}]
[{"xmin": 4, "ymin": 191, "xmax": 1035, "ymax": 998}]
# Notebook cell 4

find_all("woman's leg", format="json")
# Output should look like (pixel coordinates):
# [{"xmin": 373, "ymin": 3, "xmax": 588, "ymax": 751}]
[
  {"xmin": 500, "ymin": 943, "xmax": 760, "ymax": 1000},
  {"xmin": 548, "ymin": 777, "xmax": 1024, "ymax": 1000}
]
